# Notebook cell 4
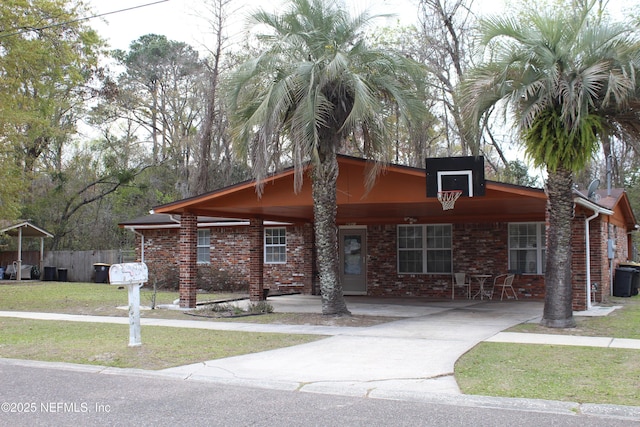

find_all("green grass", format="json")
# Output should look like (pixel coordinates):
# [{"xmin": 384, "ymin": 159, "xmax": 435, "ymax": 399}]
[
  {"xmin": 508, "ymin": 296, "xmax": 640, "ymax": 339},
  {"xmin": 0, "ymin": 317, "xmax": 320, "ymax": 370},
  {"xmin": 0, "ymin": 281, "xmax": 322, "ymax": 369},
  {"xmin": 455, "ymin": 343, "xmax": 640, "ymax": 406},
  {"xmin": 0, "ymin": 281, "xmax": 232, "ymax": 316},
  {"xmin": 456, "ymin": 296, "xmax": 640, "ymax": 406}
]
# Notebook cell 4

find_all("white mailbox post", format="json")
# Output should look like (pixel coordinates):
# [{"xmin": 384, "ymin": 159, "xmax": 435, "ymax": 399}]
[{"xmin": 109, "ymin": 263, "xmax": 148, "ymax": 347}]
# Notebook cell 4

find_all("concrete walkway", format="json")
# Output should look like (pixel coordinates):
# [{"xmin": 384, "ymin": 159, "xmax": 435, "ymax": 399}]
[{"xmin": 161, "ymin": 297, "xmax": 544, "ymax": 396}]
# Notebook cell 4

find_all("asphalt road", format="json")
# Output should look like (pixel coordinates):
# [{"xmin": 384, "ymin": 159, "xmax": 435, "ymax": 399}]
[{"xmin": 1, "ymin": 361, "xmax": 637, "ymax": 427}]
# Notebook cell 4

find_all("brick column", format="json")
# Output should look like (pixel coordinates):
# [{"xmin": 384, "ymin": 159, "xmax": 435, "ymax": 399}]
[
  {"xmin": 249, "ymin": 218, "xmax": 264, "ymax": 301},
  {"xmin": 179, "ymin": 212, "xmax": 197, "ymax": 308}
]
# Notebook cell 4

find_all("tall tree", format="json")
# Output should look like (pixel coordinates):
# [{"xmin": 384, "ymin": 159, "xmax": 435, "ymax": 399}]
[
  {"xmin": 461, "ymin": 1, "xmax": 640, "ymax": 327},
  {"xmin": 226, "ymin": 0, "xmax": 426, "ymax": 315},
  {"xmin": 0, "ymin": 0, "xmax": 104, "ymax": 213},
  {"xmin": 418, "ymin": 0, "xmax": 476, "ymax": 155},
  {"xmin": 368, "ymin": 24, "xmax": 441, "ymax": 167},
  {"xmin": 25, "ymin": 152, "xmax": 139, "ymax": 250},
  {"xmin": 112, "ymin": 35, "xmax": 206, "ymax": 197},
  {"xmin": 194, "ymin": 0, "xmax": 232, "ymax": 195}
]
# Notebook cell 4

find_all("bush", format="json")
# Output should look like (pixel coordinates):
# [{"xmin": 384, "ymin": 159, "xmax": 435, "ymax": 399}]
[
  {"xmin": 196, "ymin": 266, "xmax": 249, "ymax": 293},
  {"xmin": 209, "ymin": 300, "xmax": 273, "ymax": 317}
]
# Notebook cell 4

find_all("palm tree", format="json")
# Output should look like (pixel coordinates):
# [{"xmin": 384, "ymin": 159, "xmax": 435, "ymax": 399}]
[
  {"xmin": 461, "ymin": 2, "xmax": 640, "ymax": 328},
  {"xmin": 226, "ymin": 0, "xmax": 426, "ymax": 315}
]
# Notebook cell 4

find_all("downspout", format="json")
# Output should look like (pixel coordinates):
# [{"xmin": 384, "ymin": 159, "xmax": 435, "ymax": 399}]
[
  {"xmin": 575, "ymin": 196, "xmax": 613, "ymax": 309},
  {"xmin": 585, "ymin": 210, "xmax": 599, "ymax": 310},
  {"xmin": 136, "ymin": 230, "xmax": 145, "ymax": 263},
  {"xmin": 134, "ymin": 230, "xmax": 145, "ymax": 263},
  {"xmin": 126, "ymin": 227, "xmax": 145, "ymax": 263}
]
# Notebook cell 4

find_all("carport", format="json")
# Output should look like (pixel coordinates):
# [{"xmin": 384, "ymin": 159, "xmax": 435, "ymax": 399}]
[{"xmin": 0, "ymin": 221, "xmax": 53, "ymax": 280}]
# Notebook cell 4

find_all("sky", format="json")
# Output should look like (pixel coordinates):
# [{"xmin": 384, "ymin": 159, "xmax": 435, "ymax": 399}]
[
  {"xmin": 87, "ymin": 0, "xmax": 437, "ymax": 52},
  {"xmin": 87, "ymin": 0, "xmax": 211, "ymax": 52},
  {"xmin": 84, "ymin": 0, "xmax": 632, "ymax": 170},
  {"xmin": 86, "ymin": 0, "xmax": 633, "ymax": 55}
]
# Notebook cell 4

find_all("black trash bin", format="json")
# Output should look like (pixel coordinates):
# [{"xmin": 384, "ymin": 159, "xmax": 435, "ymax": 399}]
[
  {"xmin": 614, "ymin": 267, "xmax": 635, "ymax": 297},
  {"xmin": 619, "ymin": 262, "xmax": 640, "ymax": 296},
  {"xmin": 43, "ymin": 266, "xmax": 56, "ymax": 281},
  {"xmin": 57, "ymin": 268, "xmax": 68, "ymax": 282},
  {"xmin": 93, "ymin": 263, "xmax": 110, "ymax": 283}
]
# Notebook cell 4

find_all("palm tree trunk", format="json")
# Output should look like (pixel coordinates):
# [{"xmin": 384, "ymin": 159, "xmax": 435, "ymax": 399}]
[
  {"xmin": 540, "ymin": 166, "xmax": 576, "ymax": 328},
  {"xmin": 312, "ymin": 148, "xmax": 350, "ymax": 316}
]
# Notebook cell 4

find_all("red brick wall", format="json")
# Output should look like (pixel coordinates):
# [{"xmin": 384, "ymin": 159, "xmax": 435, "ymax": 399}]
[
  {"xmin": 138, "ymin": 224, "xmax": 313, "ymax": 295},
  {"xmin": 571, "ymin": 211, "xmax": 630, "ymax": 311},
  {"xmin": 579, "ymin": 215, "xmax": 610, "ymax": 308},
  {"xmin": 138, "ymin": 229, "xmax": 180, "ymax": 288},
  {"xmin": 208, "ymin": 226, "xmax": 251, "ymax": 291},
  {"xmin": 613, "ymin": 222, "xmax": 631, "ymax": 266},
  {"xmin": 137, "ymin": 217, "xmax": 623, "ymax": 308},
  {"xmin": 264, "ymin": 223, "xmax": 313, "ymax": 294},
  {"xmin": 366, "ymin": 223, "xmax": 545, "ymax": 299}
]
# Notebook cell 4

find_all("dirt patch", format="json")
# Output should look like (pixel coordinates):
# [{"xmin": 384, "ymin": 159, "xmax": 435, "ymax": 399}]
[
  {"xmin": 183, "ymin": 310, "xmax": 399, "ymax": 327},
  {"xmin": 255, "ymin": 312, "xmax": 399, "ymax": 327}
]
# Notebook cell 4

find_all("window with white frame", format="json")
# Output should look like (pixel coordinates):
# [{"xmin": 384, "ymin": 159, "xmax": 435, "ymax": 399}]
[
  {"xmin": 197, "ymin": 229, "xmax": 210, "ymax": 264},
  {"xmin": 508, "ymin": 223, "xmax": 545, "ymax": 274},
  {"xmin": 398, "ymin": 224, "xmax": 452, "ymax": 274},
  {"xmin": 265, "ymin": 227, "xmax": 286, "ymax": 264}
]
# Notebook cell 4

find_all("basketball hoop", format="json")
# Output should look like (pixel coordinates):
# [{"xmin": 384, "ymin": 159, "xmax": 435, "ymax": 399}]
[{"xmin": 437, "ymin": 190, "xmax": 462, "ymax": 210}]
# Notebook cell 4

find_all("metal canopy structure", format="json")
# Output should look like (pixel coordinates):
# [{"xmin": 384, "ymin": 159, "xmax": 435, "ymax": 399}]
[{"xmin": 0, "ymin": 221, "xmax": 53, "ymax": 280}]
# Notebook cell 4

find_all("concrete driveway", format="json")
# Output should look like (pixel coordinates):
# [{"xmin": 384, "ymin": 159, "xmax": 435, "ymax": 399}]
[{"xmin": 162, "ymin": 295, "xmax": 544, "ymax": 398}]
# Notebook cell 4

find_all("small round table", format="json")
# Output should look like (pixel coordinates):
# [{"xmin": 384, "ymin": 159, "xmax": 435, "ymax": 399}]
[{"xmin": 472, "ymin": 274, "xmax": 492, "ymax": 300}]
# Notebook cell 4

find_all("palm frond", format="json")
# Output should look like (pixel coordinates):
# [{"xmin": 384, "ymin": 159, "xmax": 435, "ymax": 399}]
[{"xmin": 461, "ymin": 1, "xmax": 640, "ymax": 168}]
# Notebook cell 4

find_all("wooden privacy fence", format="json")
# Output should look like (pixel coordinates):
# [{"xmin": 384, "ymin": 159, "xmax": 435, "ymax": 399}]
[{"xmin": 0, "ymin": 250, "xmax": 136, "ymax": 282}]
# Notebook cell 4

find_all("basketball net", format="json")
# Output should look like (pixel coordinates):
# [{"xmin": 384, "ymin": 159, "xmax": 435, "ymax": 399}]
[{"xmin": 437, "ymin": 190, "xmax": 462, "ymax": 210}]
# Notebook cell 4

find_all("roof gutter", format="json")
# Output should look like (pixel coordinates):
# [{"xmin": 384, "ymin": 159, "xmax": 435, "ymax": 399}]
[{"xmin": 121, "ymin": 221, "xmax": 290, "ymax": 231}]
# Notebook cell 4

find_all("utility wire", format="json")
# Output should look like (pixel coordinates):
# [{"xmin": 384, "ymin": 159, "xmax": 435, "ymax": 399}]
[{"xmin": 0, "ymin": 0, "xmax": 170, "ymax": 40}]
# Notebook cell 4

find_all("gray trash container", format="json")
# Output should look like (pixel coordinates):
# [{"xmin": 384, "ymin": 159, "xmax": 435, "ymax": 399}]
[
  {"xmin": 614, "ymin": 267, "xmax": 635, "ymax": 297},
  {"xmin": 93, "ymin": 263, "xmax": 111, "ymax": 283},
  {"xmin": 618, "ymin": 262, "xmax": 640, "ymax": 296},
  {"xmin": 44, "ymin": 266, "xmax": 56, "ymax": 281}
]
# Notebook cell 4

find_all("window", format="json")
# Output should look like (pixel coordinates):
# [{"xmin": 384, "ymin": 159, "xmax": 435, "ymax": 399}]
[
  {"xmin": 398, "ymin": 224, "xmax": 452, "ymax": 274},
  {"xmin": 509, "ymin": 223, "xmax": 545, "ymax": 274},
  {"xmin": 197, "ymin": 229, "xmax": 210, "ymax": 264},
  {"xmin": 265, "ymin": 227, "xmax": 286, "ymax": 264}
]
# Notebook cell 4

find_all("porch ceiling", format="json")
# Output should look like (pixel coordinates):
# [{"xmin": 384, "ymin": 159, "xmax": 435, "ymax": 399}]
[{"xmin": 153, "ymin": 157, "xmax": 547, "ymax": 224}]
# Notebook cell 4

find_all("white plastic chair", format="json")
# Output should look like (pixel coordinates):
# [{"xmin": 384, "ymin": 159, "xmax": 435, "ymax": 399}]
[
  {"xmin": 492, "ymin": 274, "xmax": 517, "ymax": 300},
  {"xmin": 452, "ymin": 272, "xmax": 471, "ymax": 299}
]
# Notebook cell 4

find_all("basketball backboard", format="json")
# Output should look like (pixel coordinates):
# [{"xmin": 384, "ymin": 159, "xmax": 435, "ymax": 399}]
[{"xmin": 426, "ymin": 156, "xmax": 485, "ymax": 198}]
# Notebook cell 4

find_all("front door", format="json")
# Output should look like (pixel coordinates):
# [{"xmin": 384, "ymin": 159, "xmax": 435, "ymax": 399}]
[{"xmin": 339, "ymin": 228, "xmax": 367, "ymax": 294}]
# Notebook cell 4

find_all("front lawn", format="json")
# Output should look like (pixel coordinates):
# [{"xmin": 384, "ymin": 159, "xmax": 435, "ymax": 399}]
[
  {"xmin": 0, "ymin": 281, "xmax": 231, "ymax": 316},
  {"xmin": 456, "ymin": 296, "xmax": 640, "ymax": 406},
  {"xmin": 0, "ymin": 317, "xmax": 320, "ymax": 370}
]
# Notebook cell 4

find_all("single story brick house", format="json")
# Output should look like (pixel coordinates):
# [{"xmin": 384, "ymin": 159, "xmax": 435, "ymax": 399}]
[{"xmin": 120, "ymin": 155, "xmax": 638, "ymax": 311}]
